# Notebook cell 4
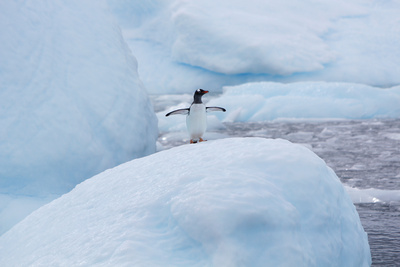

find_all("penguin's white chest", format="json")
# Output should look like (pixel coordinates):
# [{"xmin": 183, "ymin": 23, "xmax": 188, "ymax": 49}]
[{"xmin": 186, "ymin": 104, "xmax": 207, "ymax": 140}]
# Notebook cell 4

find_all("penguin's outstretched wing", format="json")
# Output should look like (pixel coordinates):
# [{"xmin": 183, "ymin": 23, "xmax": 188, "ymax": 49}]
[
  {"xmin": 206, "ymin": 106, "xmax": 226, "ymax": 113},
  {"xmin": 165, "ymin": 108, "xmax": 190, "ymax": 117}
]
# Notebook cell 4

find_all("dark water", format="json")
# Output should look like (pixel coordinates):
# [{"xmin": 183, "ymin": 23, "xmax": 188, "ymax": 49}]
[{"xmin": 159, "ymin": 119, "xmax": 400, "ymax": 266}]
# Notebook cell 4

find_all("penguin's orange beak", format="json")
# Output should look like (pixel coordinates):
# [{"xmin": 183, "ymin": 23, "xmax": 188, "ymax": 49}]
[{"xmin": 203, "ymin": 90, "xmax": 209, "ymax": 94}]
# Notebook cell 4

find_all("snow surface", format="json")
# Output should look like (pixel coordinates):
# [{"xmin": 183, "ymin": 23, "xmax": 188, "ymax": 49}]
[
  {"xmin": 0, "ymin": 138, "xmax": 371, "ymax": 266},
  {"xmin": 0, "ymin": 0, "xmax": 157, "ymax": 235},
  {"xmin": 108, "ymin": 0, "xmax": 400, "ymax": 93}
]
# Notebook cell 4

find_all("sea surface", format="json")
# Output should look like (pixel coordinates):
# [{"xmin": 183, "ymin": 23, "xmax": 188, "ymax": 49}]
[{"xmin": 155, "ymin": 95, "xmax": 400, "ymax": 266}]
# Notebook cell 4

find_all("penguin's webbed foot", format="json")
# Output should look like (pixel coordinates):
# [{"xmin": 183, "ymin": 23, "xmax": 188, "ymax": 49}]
[{"xmin": 190, "ymin": 138, "xmax": 207, "ymax": 144}]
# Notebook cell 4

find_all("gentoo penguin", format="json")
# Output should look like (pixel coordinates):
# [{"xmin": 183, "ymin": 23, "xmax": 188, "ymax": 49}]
[{"xmin": 165, "ymin": 89, "xmax": 226, "ymax": 143}]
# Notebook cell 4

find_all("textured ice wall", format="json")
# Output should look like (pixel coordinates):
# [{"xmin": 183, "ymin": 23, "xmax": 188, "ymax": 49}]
[{"xmin": 0, "ymin": 0, "xmax": 158, "ymax": 234}]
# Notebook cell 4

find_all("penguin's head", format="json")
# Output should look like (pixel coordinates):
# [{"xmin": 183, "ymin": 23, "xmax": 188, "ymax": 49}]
[
  {"xmin": 193, "ymin": 89, "xmax": 209, "ymax": 103},
  {"xmin": 195, "ymin": 89, "xmax": 209, "ymax": 95}
]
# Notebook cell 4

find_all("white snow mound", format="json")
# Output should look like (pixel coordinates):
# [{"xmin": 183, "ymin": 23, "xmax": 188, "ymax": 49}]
[{"xmin": 0, "ymin": 138, "xmax": 371, "ymax": 267}]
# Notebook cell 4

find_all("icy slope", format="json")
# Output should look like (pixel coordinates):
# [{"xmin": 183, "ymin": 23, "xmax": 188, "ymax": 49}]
[
  {"xmin": 108, "ymin": 0, "xmax": 400, "ymax": 93},
  {"xmin": 0, "ymin": 0, "xmax": 157, "ymax": 233},
  {"xmin": 0, "ymin": 138, "xmax": 371, "ymax": 266}
]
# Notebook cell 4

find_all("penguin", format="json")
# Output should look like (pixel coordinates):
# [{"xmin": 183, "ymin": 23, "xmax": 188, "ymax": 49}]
[{"xmin": 165, "ymin": 89, "xmax": 226, "ymax": 143}]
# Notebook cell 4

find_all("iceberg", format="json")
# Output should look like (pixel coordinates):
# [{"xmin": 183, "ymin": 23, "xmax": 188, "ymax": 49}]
[
  {"xmin": 207, "ymin": 82, "xmax": 400, "ymax": 122},
  {"xmin": 0, "ymin": 138, "xmax": 371, "ymax": 266},
  {"xmin": 108, "ymin": 0, "xmax": 400, "ymax": 93},
  {"xmin": 0, "ymin": 0, "xmax": 158, "ymax": 234}
]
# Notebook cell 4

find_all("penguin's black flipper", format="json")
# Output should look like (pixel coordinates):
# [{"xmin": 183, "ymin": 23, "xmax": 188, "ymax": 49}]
[
  {"xmin": 165, "ymin": 108, "xmax": 190, "ymax": 117},
  {"xmin": 206, "ymin": 106, "xmax": 226, "ymax": 113}
]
